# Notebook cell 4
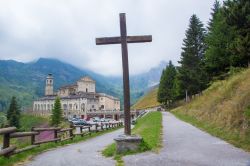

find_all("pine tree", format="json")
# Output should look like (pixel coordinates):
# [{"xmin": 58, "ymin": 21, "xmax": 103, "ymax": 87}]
[
  {"xmin": 51, "ymin": 97, "xmax": 62, "ymax": 126},
  {"xmin": 7, "ymin": 96, "xmax": 21, "ymax": 128},
  {"xmin": 207, "ymin": 0, "xmax": 221, "ymax": 31},
  {"xmin": 157, "ymin": 69, "xmax": 167, "ymax": 105},
  {"xmin": 223, "ymin": 0, "xmax": 250, "ymax": 67},
  {"xmin": 178, "ymin": 14, "xmax": 208, "ymax": 98},
  {"xmin": 205, "ymin": 1, "xmax": 233, "ymax": 78},
  {"xmin": 157, "ymin": 61, "xmax": 177, "ymax": 107}
]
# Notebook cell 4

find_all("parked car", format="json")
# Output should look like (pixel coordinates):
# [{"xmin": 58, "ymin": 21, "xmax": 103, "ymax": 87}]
[
  {"xmin": 105, "ymin": 118, "xmax": 114, "ymax": 122},
  {"xmin": 132, "ymin": 119, "xmax": 137, "ymax": 125},
  {"xmin": 157, "ymin": 107, "xmax": 162, "ymax": 111},
  {"xmin": 100, "ymin": 118, "xmax": 109, "ymax": 122},
  {"xmin": 92, "ymin": 117, "xmax": 101, "ymax": 122},
  {"xmin": 73, "ymin": 119, "xmax": 91, "ymax": 126},
  {"xmin": 68, "ymin": 117, "xmax": 80, "ymax": 122}
]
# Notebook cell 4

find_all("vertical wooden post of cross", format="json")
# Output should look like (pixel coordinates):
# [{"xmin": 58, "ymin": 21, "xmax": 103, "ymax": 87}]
[{"xmin": 96, "ymin": 13, "xmax": 152, "ymax": 136}]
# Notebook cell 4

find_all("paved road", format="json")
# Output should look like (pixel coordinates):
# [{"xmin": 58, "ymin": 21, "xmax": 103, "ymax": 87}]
[
  {"xmin": 24, "ymin": 129, "xmax": 123, "ymax": 166},
  {"xmin": 124, "ymin": 112, "xmax": 250, "ymax": 166},
  {"xmin": 24, "ymin": 112, "xmax": 250, "ymax": 166}
]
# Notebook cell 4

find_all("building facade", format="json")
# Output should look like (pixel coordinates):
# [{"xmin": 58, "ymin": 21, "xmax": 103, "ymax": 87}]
[{"xmin": 33, "ymin": 74, "xmax": 121, "ymax": 120}]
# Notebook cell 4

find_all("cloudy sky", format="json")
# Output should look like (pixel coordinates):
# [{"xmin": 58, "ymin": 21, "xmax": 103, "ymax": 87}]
[{"xmin": 0, "ymin": 0, "xmax": 223, "ymax": 76}]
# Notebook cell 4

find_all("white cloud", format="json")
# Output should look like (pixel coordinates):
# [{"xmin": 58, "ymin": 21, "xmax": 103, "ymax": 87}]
[{"xmin": 0, "ymin": 0, "xmax": 223, "ymax": 76}]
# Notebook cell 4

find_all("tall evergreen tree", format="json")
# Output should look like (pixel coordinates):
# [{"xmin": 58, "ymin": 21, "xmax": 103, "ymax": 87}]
[
  {"xmin": 158, "ymin": 69, "xmax": 167, "ymax": 105},
  {"xmin": 177, "ymin": 14, "xmax": 208, "ymax": 98},
  {"xmin": 51, "ymin": 97, "xmax": 62, "ymax": 126},
  {"xmin": 157, "ymin": 61, "xmax": 177, "ymax": 107},
  {"xmin": 205, "ymin": 1, "xmax": 233, "ymax": 78},
  {"xmin": 7, "ymin": 96, "xmax": 21, "ymax": 128},
  {"xmin": 207, "ymin": 0, "xmax": 221, "ymax": 31},
  {"xmin": 223, "ymin": 0, "xmax": 250, "ymax": 67}
]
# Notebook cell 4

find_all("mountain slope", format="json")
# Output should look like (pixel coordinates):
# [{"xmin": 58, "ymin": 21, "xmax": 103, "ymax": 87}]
[
  {"xmin": 131, "ymin": 87, "xmax": 160, "ymax": 110},
  {"xmin": 0, "ymin": 58, "xmax": 166, "ymax": 111},
  {"xmin": 172, "ymin": 68, "xmax": 250, "ymax": 151},
  {"xmin": 0, "ymin": 58, "xmax": 119, "ymax": 111},
  {"xmin": 107, "ymin": 61, "xmax": 166, "ymax": 104}
]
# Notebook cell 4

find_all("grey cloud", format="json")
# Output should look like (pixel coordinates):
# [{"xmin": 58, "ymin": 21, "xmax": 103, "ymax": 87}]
[{"xmin": 0, "ymin": 0, "xmax": 223, "ymax": 76}]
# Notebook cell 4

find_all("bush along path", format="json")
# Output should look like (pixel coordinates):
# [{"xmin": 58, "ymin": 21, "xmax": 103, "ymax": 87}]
[
  {"xmin": 123, "ymin": 112, "xmax": 250, "ymax": 166},
  {"xmin": 102, "ymin": 111, "xmax": 162, "ymax": 166}
]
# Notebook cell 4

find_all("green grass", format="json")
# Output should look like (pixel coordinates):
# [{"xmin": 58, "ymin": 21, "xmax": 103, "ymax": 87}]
[
  {"xmin": 20, "ymin": 114, "xmax": 49, "ymax": 131},
  {"xmin": 0, "ymin": 127, "xmax": 122, "ymax": 166},
  {"xmin": 132, "ymin": 111, "xmax": 162, "ymax": 150},
  {"xmin": 172, "ymin": 111, "xmax": 250, "ymax": 151},
  {"xmin": 102, "ymin": 111, "xmax": 162, "ymax": 166},
  {"xmin": 132, "ymin": 88, "xmax": 160, "ymax": 110},
  {"xmin": 170, "ymin": 68, "xmax": 250, "ymax": 152},
  {"xmin": 0, "ymin": 114, "xmax": 51, "ymax": 150}
]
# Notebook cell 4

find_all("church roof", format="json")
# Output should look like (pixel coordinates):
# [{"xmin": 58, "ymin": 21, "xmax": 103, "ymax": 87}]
[
  {"xmin": 36, "ymin": 92, "xmax": 97, "ymax": 101},
  {"xmin": 97, "ymin": 93, "xmax": 120, "ymax": 101},
  {"xmin": 78, "ymin": 76, "xmax": 95, "ymax": 82},
  {"xmin": 59, "ymin": 84, "xmax": 77, "ymax": 90}
]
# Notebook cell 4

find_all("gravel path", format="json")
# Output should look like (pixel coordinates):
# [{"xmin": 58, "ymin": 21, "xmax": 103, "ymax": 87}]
[
  {"xmin": 24, "ymin": 129, "xmax": 123, "ymax": 166},
  {"xmin": 123, "ymin": 112, "xmax": 250, "ymax": 166}
]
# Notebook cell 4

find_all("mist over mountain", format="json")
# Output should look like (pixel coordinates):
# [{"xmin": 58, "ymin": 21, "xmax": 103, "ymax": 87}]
[{"xmin": 0, "ymin": 58, "xmax": 166, "ymax": 111}]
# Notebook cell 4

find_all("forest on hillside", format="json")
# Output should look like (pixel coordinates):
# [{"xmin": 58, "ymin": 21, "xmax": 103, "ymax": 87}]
[{"xmin": 157, "ymin": 0, "xmax": 250, "ymax": 108}]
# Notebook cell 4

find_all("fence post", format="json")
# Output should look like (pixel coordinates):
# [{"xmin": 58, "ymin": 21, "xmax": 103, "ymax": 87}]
[
  {"xmin": 88, "ymin": 126, "xmax": 91, "ymax": 135},
  {"xmin": 101, "ymin": 123, "xmax": 104, "ymax": 131},
  {"xmin": 105, "ymin": 123, "xmax": 108, "ymax": 130},
  {"xmin": 80, "ymin": 126, "xmax": 83, "ymax": 137},
  {"xmin": 70, "ymin": 129, "xmax": 73, "ymax": 140},
  {"xmin": 54, "ymin": 129, "xmax": 58, "ymax": 143},
  {"xmin": 95, "ymin": 124, "xmax": 98, "ymax": 133},
  {"xmin": 3, "ymin": 132, "xmax": 10, "ymax": 157},
  {"xmin": 31, "ymin": 127, "xmax": 35, "ymax": 145}
]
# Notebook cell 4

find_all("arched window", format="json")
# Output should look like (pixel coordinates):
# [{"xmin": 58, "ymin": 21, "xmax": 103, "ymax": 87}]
[
  {"xmin": 74, "ymin": 103, "xmax": 78, "ymax": 110},
  {"xmin": 81, "ymin": 103, "xmax": 85, "ymax": 112},
  {"xmin": 63, "ymin": 104, "xmax": 67, "ymax": 111}
]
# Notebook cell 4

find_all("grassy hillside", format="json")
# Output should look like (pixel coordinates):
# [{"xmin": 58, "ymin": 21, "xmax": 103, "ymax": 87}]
[
  {"xmin": 172, "ymin": 68, "xmax": 250, "ymax": 151},
  {"xmin": 132, "ymin": 87, "xmax": 160, "ymax": 110}
]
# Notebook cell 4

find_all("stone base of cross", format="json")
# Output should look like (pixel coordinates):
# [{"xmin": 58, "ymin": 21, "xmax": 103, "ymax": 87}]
[{"xmin": 96, "ymin": 13, "xmax": 152, "ymax": 153}]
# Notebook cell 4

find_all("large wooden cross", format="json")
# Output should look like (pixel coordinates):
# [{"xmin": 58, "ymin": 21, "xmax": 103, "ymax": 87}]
[{"xmin": 96, "ymin": 13, "xmax": 152, "ymax": 135}]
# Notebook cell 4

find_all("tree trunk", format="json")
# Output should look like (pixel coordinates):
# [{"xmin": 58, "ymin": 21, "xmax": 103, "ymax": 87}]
[{"xmin": 185, "ymin": 90, "xmax": 188, "ymax": 102}]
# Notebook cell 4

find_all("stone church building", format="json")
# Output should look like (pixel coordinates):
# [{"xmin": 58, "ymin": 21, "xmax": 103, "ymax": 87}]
[{"xmin": 33, "ymin": 74, "xmax": 121, "ymax": 120}]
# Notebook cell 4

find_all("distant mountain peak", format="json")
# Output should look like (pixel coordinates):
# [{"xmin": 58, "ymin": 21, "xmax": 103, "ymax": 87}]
[{"xmin": 35, "ymin": 58, "xmax": 62, "ymax": 64}]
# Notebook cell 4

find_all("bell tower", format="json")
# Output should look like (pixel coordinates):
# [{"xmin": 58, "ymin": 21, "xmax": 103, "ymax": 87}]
[{"xmin": 45, "ymin": 73, "xmax": 54, "ymax": 96}]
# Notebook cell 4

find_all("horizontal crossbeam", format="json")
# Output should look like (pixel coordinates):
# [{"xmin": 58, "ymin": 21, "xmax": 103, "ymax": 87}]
[{"xmin": 96, "ymin": 35, "xmax": 152, "ymax": 45}]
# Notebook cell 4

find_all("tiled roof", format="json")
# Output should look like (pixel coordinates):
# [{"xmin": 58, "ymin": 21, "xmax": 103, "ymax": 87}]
[
  {"xmin": 59, "ymin": 84, "xmax": 77, "ymax": 90},
  {"xmin": 35, "ymin": 92, "xmax": 97, "ymax": 101},
  {"xmin": 97, "ymin": 93, "xmax": 120, "ymax": 101}
]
